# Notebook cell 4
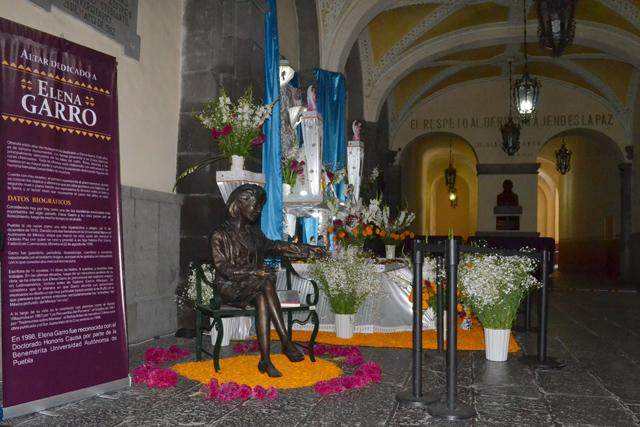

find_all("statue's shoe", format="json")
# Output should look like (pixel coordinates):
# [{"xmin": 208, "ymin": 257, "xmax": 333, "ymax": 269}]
[
  {"xmin": 258, "ymin": 360, "xmax": 282, "ymax": 377},
  {"xmin": 282, "ymin": 346, "xmax": 305, "ymax": 362}
]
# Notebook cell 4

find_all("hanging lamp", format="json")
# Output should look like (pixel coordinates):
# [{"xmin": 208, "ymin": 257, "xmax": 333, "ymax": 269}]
[
  {"xmin": 536, "ymin": 0, "xmax": 577, "ymax": 57},
  {"xmin": 444, "ymin": 139, "xmax": 456, "ymax": 191},
  {"xmin": 502, "ymin": 61, "xmax": 521, "ymax": 156},
  {"xmin": 555, "ymin": 137, "xmax": 572, "ymax": 174},
  {"xmin": 514, "ymin": 0, "xmax": 541, "ymax": 123},
  {"xmin": 448, "ymin": 187, "xmax": 458, "ymax": 208}
]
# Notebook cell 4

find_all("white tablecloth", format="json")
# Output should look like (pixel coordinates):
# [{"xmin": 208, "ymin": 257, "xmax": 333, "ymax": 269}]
[
  {"xmin": 277, "ymin": 264, "xmax": 419, "ymax": 333},
  {"xmin": 213, "ymin": 264, "xmax": 424, "ymax": 344}
]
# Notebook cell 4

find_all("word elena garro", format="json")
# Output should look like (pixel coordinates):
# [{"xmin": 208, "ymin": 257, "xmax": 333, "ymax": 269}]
[{"xmin": 21, "ymin": 79, "xmax": 97, "ymax": 127}]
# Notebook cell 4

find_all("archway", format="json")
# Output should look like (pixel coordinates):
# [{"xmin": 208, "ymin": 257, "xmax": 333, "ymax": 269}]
[
  {"xmin": 538, "ymin": 129, "xmax": 624, "ymax": 276},
  {"xmin": 401, "ymin": 132, "xmax": 477, "ymax": 237},
  {"xmin": 431, "ymin": 175, "xmax": 471, "ymax": 238}
]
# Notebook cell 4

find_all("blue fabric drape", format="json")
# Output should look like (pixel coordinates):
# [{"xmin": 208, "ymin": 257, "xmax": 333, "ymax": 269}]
[
  {"xmin": 313, "ymin": 68, "xmax": 346, "ymax": 170},
  {"xmin": 261, "ymin": 0, "xmax": 282, "ymax": 240}
]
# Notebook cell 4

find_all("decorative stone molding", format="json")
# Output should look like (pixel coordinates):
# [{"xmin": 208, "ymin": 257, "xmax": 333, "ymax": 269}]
[{"xmin": 476, "ymin": 163, "xmax": 540, "ymax": 175}]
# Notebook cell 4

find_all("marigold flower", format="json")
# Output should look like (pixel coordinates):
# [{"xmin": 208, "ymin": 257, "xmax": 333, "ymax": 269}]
[
  {"xmin": 327, "ymin": 226, "xmax": 334, "ymax": 233},
  {"xmin": 352, "ymin": 228, "xmax": 359, "ymax": 236},
  {"xmin": 380, "ymin": 230, "xmax": 386, "ymax": 238},
  {"xmin": 338, "ymin": 231, "xmax": 346, "ymax": 239},
  {"xmin": 409, "ymin": 232, "xmax": 415, "ymax": 238}
]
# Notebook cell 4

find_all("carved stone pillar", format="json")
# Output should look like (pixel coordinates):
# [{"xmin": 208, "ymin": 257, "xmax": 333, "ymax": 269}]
[{"xmin": 619, "ymin": 162, "xmax": 632, "ymax": 281}]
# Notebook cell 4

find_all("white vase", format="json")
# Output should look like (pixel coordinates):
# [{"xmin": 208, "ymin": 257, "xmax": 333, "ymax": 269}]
[
  {"xmin": 230, "ymin": 155, "xmax": 245, "ymax": 171},
  {"xmin": 282, "ymin": 183, "xmax": 291, "ymax": 196},
  {"xmin": 484, "ymin": 328, "xmax": 510, "ymax": 361},
  {"xmin": 335, "ymin": 313, "xmax": 355, "ymax": 339},
  {"xmin": 385, "ymin": 244, "xmax": 396, "ymax": 259}
]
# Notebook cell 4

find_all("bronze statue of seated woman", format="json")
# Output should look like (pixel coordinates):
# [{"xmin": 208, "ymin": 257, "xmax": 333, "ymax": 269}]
[{"xmin": 210, "ymin": 184, "xmax": 324, "ymax": 377}]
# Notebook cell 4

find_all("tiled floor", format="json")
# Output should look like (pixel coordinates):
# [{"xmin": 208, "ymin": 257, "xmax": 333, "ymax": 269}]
[{"xmin": 3, "ymin": 273, "xmax": 640, "ymax": 426}]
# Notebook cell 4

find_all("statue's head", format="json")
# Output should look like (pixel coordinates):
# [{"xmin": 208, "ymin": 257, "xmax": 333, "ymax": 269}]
[
  {"xmin": 226, "ymin": 184, "xmax": 267, "ymax": 223},
  {"xmin": 502, "ymin": 179, "xmax": 514, "ymax": 191}
]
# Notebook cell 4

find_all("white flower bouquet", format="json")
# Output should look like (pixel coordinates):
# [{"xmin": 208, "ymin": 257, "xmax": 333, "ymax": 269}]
[
  {"xmin": 458, "ymin": 253, "xmax": 540, "ymax": 329},
  {"xmin": 309, "ymin": 248, "xmax": 382, "ymax": 314},
  {"xmin": 173, "ymin": 87, "xmax": 274, "ymax": 188},
  {"xmin": 176, "ymin": 263, "xmax": 215, "ymax": 309},
  {"xmin": 196, "ymin": 86, "xmax": 274, "ymax": 158}
]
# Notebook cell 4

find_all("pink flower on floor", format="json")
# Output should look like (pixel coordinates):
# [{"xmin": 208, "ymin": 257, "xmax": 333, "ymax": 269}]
[
  {"xmin": 144, "ymin": 345, "xmax": 191, "ymax": 365},
  {"xmin": 313, "ymin": 379, "xmax": 346, "ymax": 395},
  {"xmin": 144, "ymin": 347, "xmax": 166, "ymax": 365},
  {"xmin": 264, "ymin": 387, "xmax": 278, "ymax": 400},
  {"xmin": 237, "ymin": 384, "xmax": 253, "ymax": 401},
  {"xmin": 166, "ymin": 345, "xmax": 191, "ymax": 360},
  {"xmin": 217, "ymin": 382, "xmax": 241, "ymax": 401},
  {"xmin": 341, "ymin": 373, "xmax": 371, "ymax": 389},
  {"xmin": 201, "ymin": 379, "xmax": 219, "ymax": 400},
  {"xmin": 132, "ymin": 365, "xmax": 154, "ymax": 384},
  {"xmin": 231, "ymin": 340, "xmax": 261, "ymax": 354},
  {"xmin": 146, "ymin": 367, "xmax": 178, "ymax": 389},
  {"xmin": 356, "ymin": 361, "xmax": 382, "ymax": 383}
]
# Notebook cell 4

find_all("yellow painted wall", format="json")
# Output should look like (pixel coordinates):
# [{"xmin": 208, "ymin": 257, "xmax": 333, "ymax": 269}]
[
  {"xmin": 0, "ymin": 1, "xmax": 183, "ymax": 193},
  {"xmin": 539, "ymin": 132, "xmax": 622, "ymax": 240},
  {"xmin": 432, "ymin": 176, "xmax": 470, "ymax": 238},
  {"xmin": 401, "ymin": 133, "xmax": 477, "ymax": 237}
]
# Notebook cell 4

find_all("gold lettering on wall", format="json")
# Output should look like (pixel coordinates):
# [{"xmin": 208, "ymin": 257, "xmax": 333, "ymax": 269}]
[{"xmin": 409, "ymin": 113, "xmax": 615, "ymax": 131}]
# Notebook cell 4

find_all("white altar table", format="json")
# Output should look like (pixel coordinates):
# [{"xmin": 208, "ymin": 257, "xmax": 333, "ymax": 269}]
[{"xmin": 277, "ymin": 262, "xmax": 420, "ymax": 334}]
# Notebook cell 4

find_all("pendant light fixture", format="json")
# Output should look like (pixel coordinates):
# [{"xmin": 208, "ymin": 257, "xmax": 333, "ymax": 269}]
[
  {"xmin": 444, "ymin": 139, "xmax": 456, "ymax": 191},
  {"xmin": 502, "ymin": 61, "xmax": 521, "ymax": 156},
  {"xmin": 555, "ymin": 137, "xmax": 572, "ymax": 174},
  {"xmin": 448, "ymin": 188, "xmax": 458, "ymax": 208},
  {"xmin": 536, "ymin": 0, "xmax": 577, "ymax": 57},
  {"xmin": 513, "ymin": 0, "xmax": 541, "ymax": 123}
]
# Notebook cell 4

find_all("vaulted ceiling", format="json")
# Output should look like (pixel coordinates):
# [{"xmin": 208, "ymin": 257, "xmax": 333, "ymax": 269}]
[{"xmin": 317, "ymin": 0, "xmax": 640, "ymax": 127}]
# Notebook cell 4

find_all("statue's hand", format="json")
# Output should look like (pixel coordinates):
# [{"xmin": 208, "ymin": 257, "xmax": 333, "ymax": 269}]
[{"xmin": 309, "ymin": 246, "xmax": 328, "ymax": 258}]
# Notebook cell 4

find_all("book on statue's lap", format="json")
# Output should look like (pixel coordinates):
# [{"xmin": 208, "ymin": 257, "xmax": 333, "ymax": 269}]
[{"xmin": 277, "ymin": 290, "xmax": 301, "ymax": 307}]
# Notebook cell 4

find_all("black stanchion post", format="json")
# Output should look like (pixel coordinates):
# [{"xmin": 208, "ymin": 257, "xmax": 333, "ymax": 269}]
[
  {"xmin": 436, "ymin": 256, "xmax": 444, "ymax": 354},
  {"xmin": 520, "ymin": 249, "xmax": 565, "ymax": 369},
  {"xmin": 396, "ymin": 239, "xmax": 440, "ymax": 407},
  {"xmin": 428, "ymin": 239, "xmax": 475, "ymax": 420},
  {"xmin": 525, "ymin": 293, "xmax": 532, "ymax": 331}
]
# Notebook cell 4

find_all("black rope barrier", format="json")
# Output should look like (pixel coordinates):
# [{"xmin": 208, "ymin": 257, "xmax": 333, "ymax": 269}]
[
  {"xmin": 427, "ymin": 239, "xmax": 475, "ymax": 420},
  {"xmin": 395, "ymin": 240, "xmax": 440, "ymax": 407},
  {"xmin": 436, "ymin": 256, "xmax": 444, "ymax": 355},
  {"xmin": 519, "ymin": 249, "xmax": 565, "ymax": 369}
]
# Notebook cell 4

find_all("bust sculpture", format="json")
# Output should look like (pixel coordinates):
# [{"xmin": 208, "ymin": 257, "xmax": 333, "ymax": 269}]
[
  {"xmin": 497, "ymin": 179, "xmax": 519, "ymax": 206},
  {"xmin": 210, "ymin": 184, "xmax": 324, "ymax": 377},
  {"xmin": 352, "ymin": 120, "xmax": 362, "ymax": 141},
  {"xmin": 307, "ymin": 85, "xmax": 317, "ymax": 112}
]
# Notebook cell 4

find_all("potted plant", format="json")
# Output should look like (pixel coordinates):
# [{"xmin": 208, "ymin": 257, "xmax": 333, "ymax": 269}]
[
  {"xmin": 458, "ymin": 252, "xmax": 540, "ymax": 361},
  {"xmin": 174, "ymin": 87, "xmax": 274, "ymax": 199},
  {"xmin": 281, "ymin": 145, "xmax": 305, "ymax": 196},
  {"xmin": 309, "ymin": 248, "xmax": 381, "ymax": 338}
]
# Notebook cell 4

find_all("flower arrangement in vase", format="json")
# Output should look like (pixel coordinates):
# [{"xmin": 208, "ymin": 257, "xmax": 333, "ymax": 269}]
[
  {"xmin": 174, "ymin": 87, "xmax": 274, "ymax": 187},
  {"xmin": 309, "ymin": 248, "xmax": 382, "ymax": 338},
  {"xmin": 281, "ymin": 145, "xmax": 305, "ymax": 195},
  {"xmin": 458, "ymin": 251, "xmax": 540, "ymax": 361}
]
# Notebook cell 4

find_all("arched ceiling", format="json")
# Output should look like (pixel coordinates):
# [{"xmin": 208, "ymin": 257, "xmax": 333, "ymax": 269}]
[{"xmin": 317, "ymin": 0, "xmax": 640, "ymax": 126}]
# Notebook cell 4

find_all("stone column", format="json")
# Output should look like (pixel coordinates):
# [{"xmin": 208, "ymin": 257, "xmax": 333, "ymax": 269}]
[{"xmin": 619, "ymin": 162, "xmax": 632, "ymax": 281}]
